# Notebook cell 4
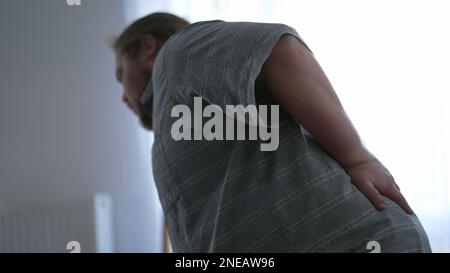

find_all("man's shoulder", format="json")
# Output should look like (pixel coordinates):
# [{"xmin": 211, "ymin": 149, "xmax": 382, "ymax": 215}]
[{"xmin": 163, "ymin": 19, "xmax": 295, "ymax": 52}]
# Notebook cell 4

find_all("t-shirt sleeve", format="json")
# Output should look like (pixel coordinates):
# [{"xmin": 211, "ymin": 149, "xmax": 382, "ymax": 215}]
[{"xmin": 161, "ymin": 21, "xmax": 312, "ymax": 111}]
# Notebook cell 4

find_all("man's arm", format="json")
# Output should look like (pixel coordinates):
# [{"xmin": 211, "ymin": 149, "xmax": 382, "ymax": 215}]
[{"xmin": 261, "ymin": 35, "xmax": 412, "ymax": 214}]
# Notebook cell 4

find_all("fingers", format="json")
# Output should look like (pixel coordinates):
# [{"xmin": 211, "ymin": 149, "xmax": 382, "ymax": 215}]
[
  {"xmin": 355, "ymin": 181, "xmax": 387, "ymax": 211},
  {"xmin": 371, "ymin": 176, "xmax": 413, "ymax": 215},
  {"xmin": 383, "ymin": 187, "xmax": 414, "ymax": 215}
]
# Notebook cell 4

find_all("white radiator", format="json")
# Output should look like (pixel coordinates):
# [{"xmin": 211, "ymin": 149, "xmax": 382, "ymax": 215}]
[{"xmin": 0, "ymin": 194, "xmax": 114, "ymax": 253}]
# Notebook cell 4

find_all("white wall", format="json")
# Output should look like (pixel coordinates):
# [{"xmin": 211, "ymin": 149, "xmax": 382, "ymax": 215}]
[{"xmin": 0, "ymin": 0, "xmax": 162, "ymax": 252}]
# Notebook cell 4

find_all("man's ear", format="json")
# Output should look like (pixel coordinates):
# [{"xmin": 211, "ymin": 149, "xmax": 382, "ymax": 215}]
[{"xmin": 139, "ymin": 35, "xmax": 159, "ymax": 64}]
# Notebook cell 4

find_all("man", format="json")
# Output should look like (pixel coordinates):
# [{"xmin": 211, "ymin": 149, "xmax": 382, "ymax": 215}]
[{"xmin": 113, "ymin": 12, "xmax": 431, "ymax": 252}]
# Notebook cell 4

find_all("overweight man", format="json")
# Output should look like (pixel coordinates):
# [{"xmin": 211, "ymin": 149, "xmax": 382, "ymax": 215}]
[{"xmin": 113, "ymin": 12, "xmax": 431, "ymax": 252}]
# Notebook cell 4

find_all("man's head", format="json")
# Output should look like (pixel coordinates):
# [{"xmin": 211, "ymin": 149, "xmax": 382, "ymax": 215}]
[{"xmin": 113, "ymin": 12, "xmax": 190, "ymax": 130}]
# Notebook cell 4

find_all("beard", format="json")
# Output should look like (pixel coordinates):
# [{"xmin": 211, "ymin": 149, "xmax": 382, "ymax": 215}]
[
  {"xmin": 137, "ymin": 105, "xmax": 153, "ymax": 130},
  {"xmin": 138, "ymin": 76, "xmax": 154, "ymax": 131}
]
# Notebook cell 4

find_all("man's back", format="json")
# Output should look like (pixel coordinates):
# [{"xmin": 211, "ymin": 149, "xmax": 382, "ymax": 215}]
[{"xmin": 147, "ymin": 20, "xmax": 431, "ymax": 252}]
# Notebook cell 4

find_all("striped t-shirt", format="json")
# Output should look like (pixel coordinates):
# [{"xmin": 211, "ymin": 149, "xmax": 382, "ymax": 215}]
[{"xmin": 143, "ymin": 20, "xmax": 431, "ymax": 252}]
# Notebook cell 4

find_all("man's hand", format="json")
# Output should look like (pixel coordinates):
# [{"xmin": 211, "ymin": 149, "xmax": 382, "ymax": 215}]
[
  {"xmin": 261, "ymin": 35, "xmax": 414, "ymax": 215},
  {"xmin": 344, "ymin": 157, "xmax": 413, "ymax": 214}
]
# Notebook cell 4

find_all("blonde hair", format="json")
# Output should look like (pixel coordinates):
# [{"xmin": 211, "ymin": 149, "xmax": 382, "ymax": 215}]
[{"xmin": 113, "ymin": 12, "xmax": 190, "ymax": 58}]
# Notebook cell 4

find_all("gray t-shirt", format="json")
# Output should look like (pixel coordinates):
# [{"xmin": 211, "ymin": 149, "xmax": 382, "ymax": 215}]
[{"xmin": 143, "ymin": 20, "xmax": 431, "ymax": 252}]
